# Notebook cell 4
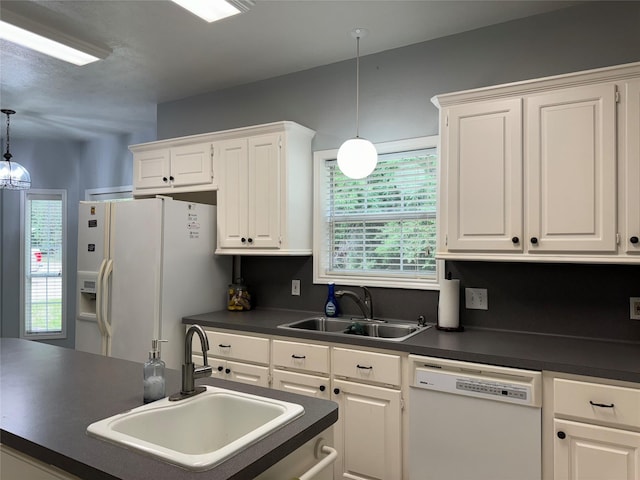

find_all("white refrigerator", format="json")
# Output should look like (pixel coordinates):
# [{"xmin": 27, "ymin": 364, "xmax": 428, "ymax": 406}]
[{"xmin": 76, "ymin": 197, "xmax": 231, "ymax": 370}]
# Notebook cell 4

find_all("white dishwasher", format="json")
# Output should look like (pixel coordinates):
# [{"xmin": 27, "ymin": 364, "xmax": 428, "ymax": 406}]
[{"xmin": 408, "ymin": 355, "xmax": 542, "ymax": 480}]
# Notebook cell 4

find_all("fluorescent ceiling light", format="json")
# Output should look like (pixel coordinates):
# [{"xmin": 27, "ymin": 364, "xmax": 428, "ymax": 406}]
[
  {"xmin": 0, "ymin": 10, "xmax": 110, "ymax": 66},
  {"xmin": 171, "ymin": 0, "xmax": 246, "ymax": 23}
]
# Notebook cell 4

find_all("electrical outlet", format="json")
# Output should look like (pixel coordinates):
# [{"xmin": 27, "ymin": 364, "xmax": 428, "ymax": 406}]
[
  {"xmin": 631, "ymin": 297, "xmax": 640, "ymax": 320},
  {"xmin": 291, "ymin": 279, "xmax": 301, "ymax": 296},
  {"xmin": 465, "ymin": 288, "xmax": 488, "ymax": 310}
]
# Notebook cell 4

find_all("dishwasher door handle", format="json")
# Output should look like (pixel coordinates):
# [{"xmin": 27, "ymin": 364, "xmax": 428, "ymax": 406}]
[{"xmin": 297, "ymin": 439, "xmax": 338, "ymax": 480}]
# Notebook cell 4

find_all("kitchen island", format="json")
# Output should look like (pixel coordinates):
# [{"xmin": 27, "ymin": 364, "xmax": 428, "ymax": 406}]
[{"xmin": 0, "ymin": 338, "xmax": 338, "ymax": 480}]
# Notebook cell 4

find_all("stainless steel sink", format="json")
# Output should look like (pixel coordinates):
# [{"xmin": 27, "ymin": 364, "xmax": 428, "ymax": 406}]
[{"xmin": 278, "ymin": 316, "xmax": 430, "ymax": 342}]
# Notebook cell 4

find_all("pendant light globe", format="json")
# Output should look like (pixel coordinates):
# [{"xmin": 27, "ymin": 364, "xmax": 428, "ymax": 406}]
[
  {"xmin": 337, "ymin": 137, "xmax": 377, "ymax": 179},
  {"xmin": 1, "ymin": 109, "xmax": 31, "ymax": 191},
  {"xmin": 337, "ymin": 28, "xmax": 377, "ymax": 180}
]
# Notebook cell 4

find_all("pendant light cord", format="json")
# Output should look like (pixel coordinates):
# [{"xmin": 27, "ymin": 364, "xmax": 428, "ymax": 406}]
[
  {"xmin": 4, "ymin": 111, "xmax": 12, "ymax": 161},
  {"xmin": 355, "ymin": 35, "xmax": 360, "ymax": 139}
]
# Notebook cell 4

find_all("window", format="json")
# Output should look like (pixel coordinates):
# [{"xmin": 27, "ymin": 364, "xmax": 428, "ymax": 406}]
[
  {"xmin": 21, "ymin": 190, "xmax": 66, "ymax": 339},
  {"xmin": 314, "ymin": 136, "xmax": 440, "ymax": 290}
]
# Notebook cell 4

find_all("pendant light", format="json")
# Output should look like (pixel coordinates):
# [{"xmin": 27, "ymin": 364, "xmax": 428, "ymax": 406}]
[
  {"xmin": 1, "ymin": 109, "xmax": 31, "ymax": 190},
  {"xmin": 337, "ymin": 28, "xmax": 377, "ymax": 180}
]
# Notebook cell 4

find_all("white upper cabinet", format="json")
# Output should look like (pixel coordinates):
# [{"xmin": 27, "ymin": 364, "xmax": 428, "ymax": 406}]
[
  {"xmin": 130, "ymin": 121, "xmax": 315, "ymax": 255},
  {"xmin": 132, "ymin": 142, "xmax": 214, "ymax": 194},
  {"xmin": 444, "ymin": 98, "xmax": 523, "ymax": 252},
  {"xmin": 434, "ymin": 62, "xmax": 640, "ymax": 264}
]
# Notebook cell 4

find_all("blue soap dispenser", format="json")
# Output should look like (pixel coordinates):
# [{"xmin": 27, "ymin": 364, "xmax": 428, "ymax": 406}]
[
  {"xmin": 324, "ymin": 282, "xmax": 340, "ymax": 317},
  {"xmin": 143, "ymin": 339, "xmax": 167, "ymax": 403}
]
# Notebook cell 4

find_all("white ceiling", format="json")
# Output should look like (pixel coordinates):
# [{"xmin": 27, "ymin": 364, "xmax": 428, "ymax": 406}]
[{"xmin": 0, "ymin": 0, "xmax": 580, "ymax": 141}]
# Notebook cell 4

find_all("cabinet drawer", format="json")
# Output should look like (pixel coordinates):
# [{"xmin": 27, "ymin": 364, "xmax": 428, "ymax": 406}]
[
  {"xmin": 272, "ymin": 369, "xmax": 331, "ymax": 400},
  {"xmin": 272, "ymin": 340, "xmax": 330, "ymax": 374},
  {"xmin": 204, "ymin": 330, "xmax": 270, "ymax": 364},
  {"xmin": 332, "ymin": 347, "xmax": 401, "ymax": 387},
  {"xmin": 554, "ymin": 378, "xmax": 640, "ymax": 429}
]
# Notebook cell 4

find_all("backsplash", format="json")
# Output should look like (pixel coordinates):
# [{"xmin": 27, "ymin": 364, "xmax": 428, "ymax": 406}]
[{"xmin": 241, "ymin": 256, "xmax": 640, "ymax": 343}]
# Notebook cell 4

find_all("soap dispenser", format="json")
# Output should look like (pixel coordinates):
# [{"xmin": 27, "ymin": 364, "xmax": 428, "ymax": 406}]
[{"xmin": 143, "ymin": 339, "xmax": 167, "ymax": 403}]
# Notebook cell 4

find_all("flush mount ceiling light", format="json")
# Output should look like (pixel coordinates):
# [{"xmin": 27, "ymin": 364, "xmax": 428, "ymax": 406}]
[
  {"xmin": 337, "ymin": 28, "xmax": 378, "ymax": 180},
  {"xmin": 0, "ymin": 10, "xmax": 110, "ymax": 66},
  {"xmin": 1, "ymin": 109, "xmax": 31, "ymax": 191},
  {"xmin": 171, "ymin": 0, "xmax": 253, "ymax": 23}
]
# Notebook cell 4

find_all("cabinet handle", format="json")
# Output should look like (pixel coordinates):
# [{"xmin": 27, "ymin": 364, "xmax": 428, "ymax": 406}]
[
  {"xmin": 225, "ymin": 368, "xmax": 231, "ymax": 374},
  {"xmin": 218, "ymin": 344, "xmax": 231, "ymax": 348},
  {"xmin": 333, "ymin": 388, "xmax": 340, "ymax": 395},
  {"xmin": 557, "ymin": 431, "xmax": 566, "ymax": 440},
  {"xmin": 511, "ymin": 236, "xmax": 520, "ymax": 244},
  {"xmin": 356, "ymin": 364, "xmax": 373, "ymax": 370},
  {"xmin": 631, "ymin": 236, "xmax": 639, "ymax": 244},
  {"xmin": 217, "ymin": 366, "xmax": 224, "ymax": 372},
  {"xmin": 319, "ymin": 385, "xmax": 326, "ymax": 392},
  {"xmin": 248, "ymin": 238, "xmax": 253, "ymax": 244},
  {"xmin": 169, "ymin": 175, "xmax": 174, "ymax": 181},
  {"xmin": 162, "ymin": 177, "xmax": 168, "ymax": 183},
  {"xmin": 291, "ymin": 354, "xmax": 306, "ymax": 359},
  {"xmin": 530, "ymin": 237, "xmax": 539, "ymax": 245},
  {"xmin": 589, "ymin": 400, "xmax": 615, "ymax": 408},
  {"xmin": 241, "ymin": 237, "xmax": 247, "ymax": 243}
]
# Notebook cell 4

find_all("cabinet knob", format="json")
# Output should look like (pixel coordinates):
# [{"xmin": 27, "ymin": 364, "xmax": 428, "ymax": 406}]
[
  {"xmin": 631, "ymin": 236, "xmax": 639, "ymax": 244},
  {"xmin": 530, "ymin": 237, "xmax": 539, "ymax": 245},
  {"xmin": 557, "ymin": 431, "xmax": 566, "ymax": 440},
  {"xmin": 217, "ymin": 366, "xmax": 224, "ymax": 372},
  {"xmin": 169, "ymin": 176, "xmax": 174, "ymax": 181},
  {"xmin": 511, "ymin": 236, "xmax": 520, "ymax": 244},
  {"xmin": 225, "ymin": 368, "xmax": 231, "ymax": 374},
  {"xmin": 241, "ymin": 237, "xmax": 247, "ymax": 243},
  {"xmin": 333, "ymin": 388, "xmax": 340, "ymax": 395},
  {"xmin": 247, "ymin": 238, "xmax": 253, "ymax": 244},
  {"xmin": 319, "ymin": 385, "xmax": 326, "ymax": 392},
  {"xmin": 162, "ymin": 177, "xmax": 168, "ymax": 183}
]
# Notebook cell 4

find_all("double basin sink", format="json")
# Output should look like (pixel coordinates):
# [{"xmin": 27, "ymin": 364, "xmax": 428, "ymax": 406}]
[{"xmin": 278, "ymin": 316, "xmax": 430, "ymax": 342}]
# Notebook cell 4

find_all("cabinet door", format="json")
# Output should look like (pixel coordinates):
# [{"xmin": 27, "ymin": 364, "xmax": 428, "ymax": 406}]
[
  {"xmin": 624, "ymin": 79, "xmax": 640, "ymax": 254},
  {"xmin": 332, "ymin": 378, "xmax": 402, "ymax": 480},
  {"xmin": 217, "ymin": 139, "xmax": 249, "ymax": 248},
  {"xmin": 272, "ymin": 369, "xmax": 331, "ymax": 400},
  {"xmin": 170, "ymin": 143, "xmax": 213, "ymax": 187},
  {"xmin": 248, "ymin": 134, "xmax": 281, "ymax": 249},
  {"xmin": 527, "ymin": 84, "xmax": 617, "ymax": 253},
  {"xmin": 133, "ymin": 149, "xmax": 171, "ymax": 190},
  {"xmin": 554, "ymin": 419, "xmax": 640, "ymax": 480},
  {"xmin": 445, "ymin": 98, "xmax": 523, "ymax": 252}
]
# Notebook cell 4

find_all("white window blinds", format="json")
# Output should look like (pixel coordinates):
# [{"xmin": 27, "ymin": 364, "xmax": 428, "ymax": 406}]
[
  {"xmin": 23, "ymin": 191, "xmax": 65, "ymax": 338},
  {"xmin": 317, "ymin": 141, "xmax": 438, "ymax": 288}
]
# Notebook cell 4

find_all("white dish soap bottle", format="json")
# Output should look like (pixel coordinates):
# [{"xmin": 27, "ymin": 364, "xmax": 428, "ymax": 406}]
[{"xmin": 143, "ymin": 339, "xmax": 167, "ymax": 403}]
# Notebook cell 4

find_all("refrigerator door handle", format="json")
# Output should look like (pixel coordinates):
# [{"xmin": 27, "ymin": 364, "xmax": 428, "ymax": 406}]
[
  {"xmin": 95, "ymin": 259, "xmax": 107, "ymax": 338},
  {"xmin": 100, "ymin": 259, "xmax": 114, "ymax": 356}
]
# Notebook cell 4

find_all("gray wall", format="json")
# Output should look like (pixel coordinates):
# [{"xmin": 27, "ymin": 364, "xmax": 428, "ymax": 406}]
[
  {"xmin": 0, "ymin": 128, "xmax": 154, "ymax": 348},
  {"xmin": 158, "ymin": 1, "xmax": 640, "ymax": 342}
]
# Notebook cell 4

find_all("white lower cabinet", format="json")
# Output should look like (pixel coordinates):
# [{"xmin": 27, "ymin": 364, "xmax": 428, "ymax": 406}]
[
  {"xmin": 543, "ymin": 372, "xmax": 640, "ymax": 480},
  {"xmin": 331, "ymin": 378, "xmax": 402, "ymax": 480},
  {"xmin": 554, "ymin": 419, "xmax": 640, "ymax": 480}
]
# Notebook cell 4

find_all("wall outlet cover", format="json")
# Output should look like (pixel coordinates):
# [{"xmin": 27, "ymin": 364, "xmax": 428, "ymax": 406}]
[
  {"xmin": 465, "ymin": 288, "xmax": 488, "ymax": 310},
  {"xmin": 631, "ymin": 297, "xmax": 640, "ymax": 320}
]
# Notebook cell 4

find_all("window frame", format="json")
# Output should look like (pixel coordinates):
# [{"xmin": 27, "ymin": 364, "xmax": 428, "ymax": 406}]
[
  {"xmin": 313, "ymin": 135, "xmax": 442, "ymax": 290},
  {"xmin": 20, "ymin": 189, "xmax": 67, "ymax": 340}
]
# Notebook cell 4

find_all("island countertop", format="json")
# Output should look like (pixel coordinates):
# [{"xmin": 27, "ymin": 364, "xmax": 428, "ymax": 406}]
[
  {"xmin": 0, "ymin": 338, "xmax": 338, "ymax": 480},
  {"xmin": 183, "ymin": 308, "xmax": 640, "ymax": 384}
]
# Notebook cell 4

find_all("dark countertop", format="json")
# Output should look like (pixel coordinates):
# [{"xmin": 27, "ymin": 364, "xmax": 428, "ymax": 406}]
[
  {"xmin": 183, "ymin": 308, "xmax": 640, "ymax": 384},
  {"xmin": 0, "ymin": 338, "xmax": 338, "ymax": 480}
]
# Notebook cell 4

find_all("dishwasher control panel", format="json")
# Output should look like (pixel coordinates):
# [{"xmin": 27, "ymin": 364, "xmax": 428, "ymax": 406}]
[{"xmin": 410, "ymin": 355, "xmax": 542, "ymax": 407}]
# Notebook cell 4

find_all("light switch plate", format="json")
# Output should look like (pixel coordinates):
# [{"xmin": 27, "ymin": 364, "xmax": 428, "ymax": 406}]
[
  {"xmin": 291, "ymin": 279, "xmax": 301, "ymax": 296},
  {"xmin": 465, "ymin": 288, "xmax": 488, "ymax": 310},
  {"xmin": 631, "ymin": 297, "xmax": 640, "ymax": 320}
]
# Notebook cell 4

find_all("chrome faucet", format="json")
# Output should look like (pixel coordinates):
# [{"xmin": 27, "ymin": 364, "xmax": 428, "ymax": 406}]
[
  {"xmin": 335, "ymin": 286, "xmax": 380, "ymax": 322},
  {"xmin": 169, "ymin": 324, "xmax": 212, "ymax": 401}
]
